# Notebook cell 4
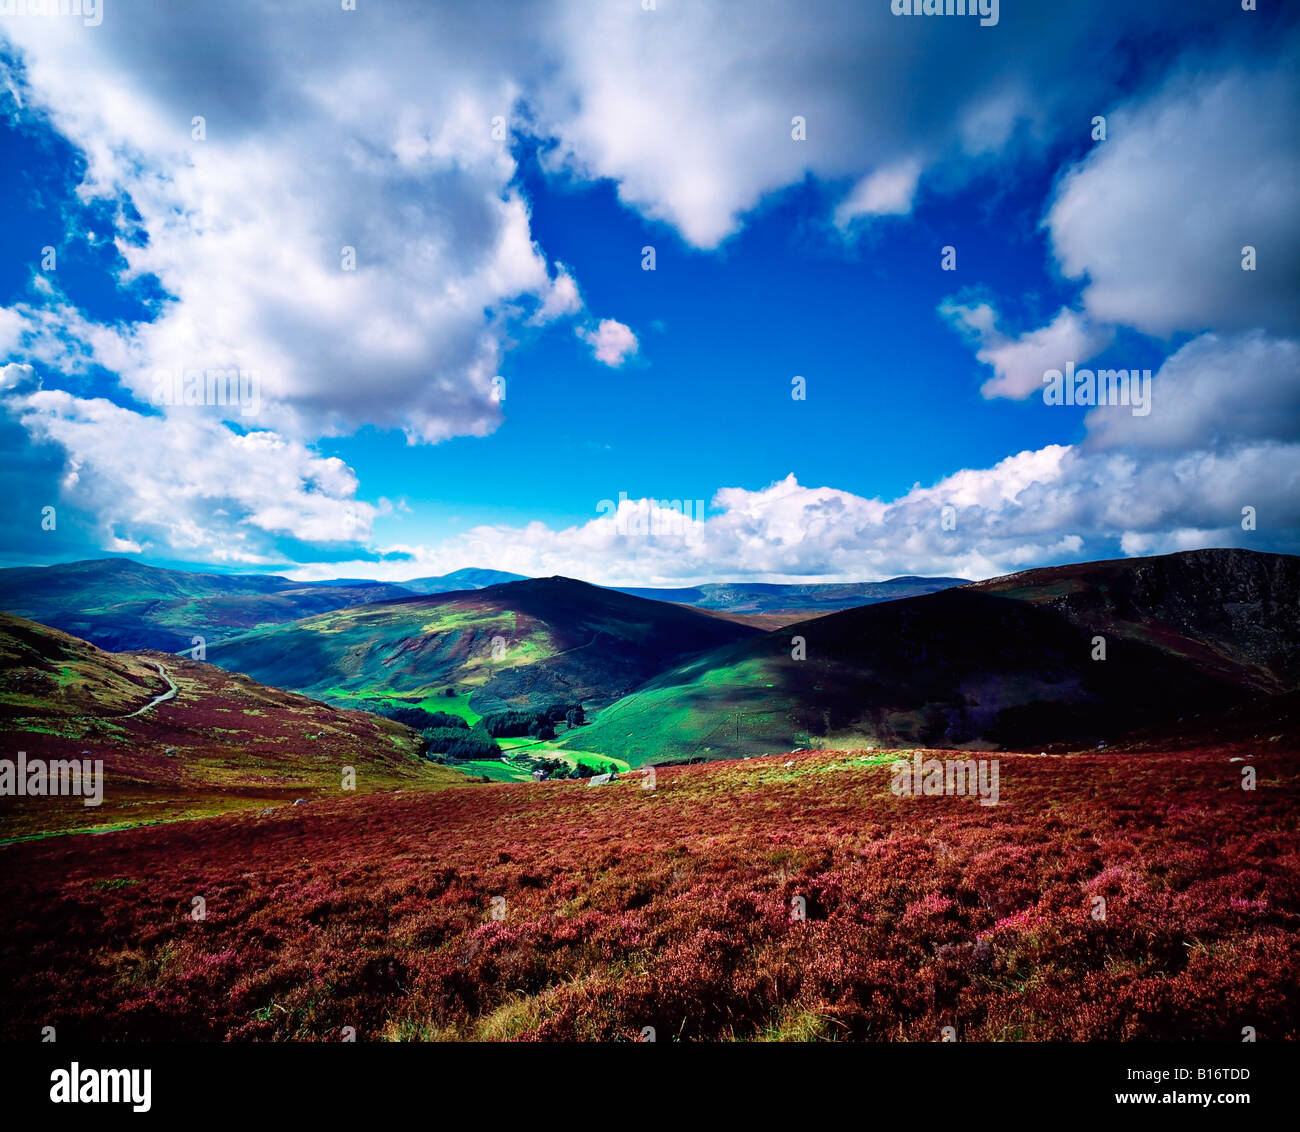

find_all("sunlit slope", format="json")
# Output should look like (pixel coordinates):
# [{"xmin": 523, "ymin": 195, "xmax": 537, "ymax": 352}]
[
  {"xmin": 207, "ymin": 576, "xmax": 761, "ymax": 715},
  {"xmin": 0, "ymin": 612, "xmax": 460, "ymax": 838}
]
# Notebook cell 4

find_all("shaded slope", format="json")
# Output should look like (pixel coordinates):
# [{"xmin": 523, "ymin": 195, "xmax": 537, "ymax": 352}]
[
  {"xmin": 0, "ymin": 613, "xmax": 460, "ymax": 838},
  {"xmin": 576, "ymin": 549, "xmax": 1300, "ymax": 764},
  {"xmin": 206, "ymin": 576, "xmax": 762, "ymax": 715}
]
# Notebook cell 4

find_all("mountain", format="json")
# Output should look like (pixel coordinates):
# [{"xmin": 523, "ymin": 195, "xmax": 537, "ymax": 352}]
[
  {"xmin": 611, "ymin": 576, "xmax": 967, "ymax": 625},
  {"xmin": 573, "ymin": 549, "xmax": 1300, "ymax": 765},
  {"xmin": 0, "ymin": 558, "xmax": 413, "ymax": 652},
  {"xmin": 0, "ymin": 612, "xmax": 461, "ymax": 839},
  {"xmin": 206, "ymin": 575, "xmax": 762, "ymax": 716},
  {"xmin": 400, "ymin": 568, "xmax": 528, "ymax": 593}
]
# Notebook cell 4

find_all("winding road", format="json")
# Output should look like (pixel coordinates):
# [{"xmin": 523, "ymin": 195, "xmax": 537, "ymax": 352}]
[{"xmin": 123, "ymin": 661, "xmax": 178, "ymax": 718}]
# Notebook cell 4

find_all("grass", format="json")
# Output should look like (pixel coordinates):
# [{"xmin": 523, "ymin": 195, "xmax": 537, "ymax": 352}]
[
  {"xmin": 319, "ymin": 686, "xmax": 482, "ymax": 725},
  {"xmin": 4, "ymin": 745, "xmax": 1295, "ymax": 1041}
]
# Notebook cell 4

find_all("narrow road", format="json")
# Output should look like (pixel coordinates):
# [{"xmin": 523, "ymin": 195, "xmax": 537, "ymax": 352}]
[{"xmin": 123, "ymin": 661, "xmax": 178, "ymax": 718}]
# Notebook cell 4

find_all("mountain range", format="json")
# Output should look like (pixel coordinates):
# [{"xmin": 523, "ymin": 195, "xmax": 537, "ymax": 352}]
[
  {"xmin": 0, "ymin": 559, "xmax": 953, "ymax": 650},
  {"xmin": 612, "ymin": 576, "xmax": 967, "ymax": 625},
  {"xmin": 576, "ymin": 548, "xmax": 1299, "ymax": 763},
  {"xmin": 3, "ymin": 549, "xmax": 1296, "ymax": 795}
]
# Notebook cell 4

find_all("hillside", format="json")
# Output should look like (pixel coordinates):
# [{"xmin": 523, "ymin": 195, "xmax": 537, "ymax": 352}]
[
  {"xmin": 400, "ymin": 568, "xmax": 528, "ymax": 593},
  {"xmin": 0, "ymin": 558, "xmax": 412, "ymax": 652},
  {"xmin": 2, "ymin": 744, "xmax": 1295, "ymax": 1040},
  {"xmin": 0, "ymin": 612, "xmax": 462, "ymax": 839},
  {"xmin": 206, "ymin": 576, "xmax": 761, "ymax": 716},
  {"xmin": 612, "ymin": 576, "xmax": 966, "ymax": 622},
  {"xmin": 574, "ymin": 549, "xmax": 1300, "ymax": 765}
]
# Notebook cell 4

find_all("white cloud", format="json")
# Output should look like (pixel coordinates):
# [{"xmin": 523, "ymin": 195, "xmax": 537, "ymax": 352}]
[
  {"xmin": 0, "ymin": 2, "xmax": 1293, "ymax": 577},
  {"xmin": 834, "ymin": 160, "xmax": 921, "ymax": 229},
  {"xmin": 1045, "ymin": 51, "xmax": 1300, "ymax": 337},
  {"xmin": 941, "ymin": 302, "xmax": 1112, "ymax": 400},
  {"xmin": 0, "ymin": 5, "xmax": 580, "ymax": 444},
  {"xmin": 536, "ymin": 0, "xmax": 1196, "ymax": 247},
  {"xmin": 3, "ymin": 384, "xmax": 375, "ymax": 561},
  {"xmin": 531, "ymin": 264, "xmax": 584, "ymax": 325},
  {"xmin": 576, "ymin": 318, "xmax": 638, "ymax": 367},
  {"xmin": 282, "ymin": 327, "xmax": 1300, "ymax": 583},
  {"xmin": 284, "ymin": 437, "xmax": 1298, "ymax": 587},
  {"xmin": 1084, "ymin": 331, "xmax": 1300, "ymax": 453}
]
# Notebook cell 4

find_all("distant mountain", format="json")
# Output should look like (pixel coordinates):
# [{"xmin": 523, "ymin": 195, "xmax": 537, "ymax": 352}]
[
  {"xmin": 0, "ymin": 558, "xmax": 413, "ymax": 652},
  {"xmin": 611, "ymin": 576, "xmax": 967, "ymax": 620},
  {"xmin": 207, "ymin": 575, "xmax": 761, "ymax": 716},
  {"xmin": 300, "ymin": 577, "xmax": 400, "ymax": 588},
  {"xmin": 400, "ymin": 568, "xmax": 528, "ymax": 594},
  {"xmin": 575, "ymin": 549, "xmax": 1300, "ymax": 765},
  {"xmin": 0, "ymin": 612, "xmax": 460, "ymax": 839}
]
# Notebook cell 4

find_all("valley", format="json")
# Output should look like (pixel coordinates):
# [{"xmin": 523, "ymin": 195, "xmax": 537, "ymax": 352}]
[{"xmin": 1, "ymin": 548, "xmax": 1296, "ymax": 1043}]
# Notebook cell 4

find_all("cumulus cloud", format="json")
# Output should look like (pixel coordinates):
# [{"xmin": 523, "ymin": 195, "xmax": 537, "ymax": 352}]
[
  {"xmin": 531, "ymin": 264, "xmax": 584, "ymax": 325},
  {"xmin": 287, "ymin": 435, "xmax": 1299, "ymax": 587},
  {"xmin": 0, "ymin": 3, "xmax": 580, "ymax": 444},
  {"xmin": 941, "ymin": 302, "xmax": 1112, "ymax": 400},
  {"xmin": 1045, "ymin": 50, "xmax": 1300, "ymax": 337},
  {"xmin": 536, "ymin": 0, "xmax": 1236, "ymax": 247},
  {"xmin": 2, "ymin": 384, "xmax": 375, "ymax": 562},
  {"xmin": 576, "ymin": 318, "xmax": 638, "ymax": 367},
  {"xmin": 283, "ymin": 324, "xmax": 1300, "ymax": 584},
  {"xmin": 0, "ymin": 1, "xmax": 1293, "ymax": 578},
  {"xmin": 1084, "ymin": 331, "xmax": 1300, "ymax": 454}
]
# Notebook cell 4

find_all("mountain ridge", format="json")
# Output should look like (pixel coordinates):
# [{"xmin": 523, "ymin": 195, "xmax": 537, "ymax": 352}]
[
  {"xmin": 205, "ymin": 574, "xmax": 763, "ymax": 716},
  {"xmin": 572, "ymin": 548, "xmax": 1300, "ymax": 765}
]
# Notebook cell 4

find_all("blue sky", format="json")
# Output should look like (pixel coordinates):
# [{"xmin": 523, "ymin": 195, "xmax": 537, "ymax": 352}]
[{"xmin": 0, "ymin": 1, "xmax": 1296, "ymax": 584}]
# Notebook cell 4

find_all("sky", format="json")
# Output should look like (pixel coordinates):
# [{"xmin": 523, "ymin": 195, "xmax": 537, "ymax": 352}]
[{"xmin": 0, "ymin": 0, "xmax": 1296, "ymax": 586}]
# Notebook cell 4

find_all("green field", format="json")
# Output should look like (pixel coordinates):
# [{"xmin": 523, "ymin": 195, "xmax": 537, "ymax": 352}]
[
  {"xmin": 319, "ymin": 686, "xmax": 483, "ymax": 724},
  {"xmin": 441, "ymin": 732, "xmax": 628, "ymax": 784}
]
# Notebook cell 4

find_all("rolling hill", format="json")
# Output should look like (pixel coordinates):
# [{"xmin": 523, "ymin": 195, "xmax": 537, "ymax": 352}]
[
  {"xmin": 205, "ymin": 575, "xmax": 762, "ymax": 716},
  {"xmin": 0, "ymin": 558, "xmax": 413, "ymax": 652},
  {"xmin": 612, "ymin": 576, "xmax": 967, "ymax": 622},
  {"xmin": 399, "ymin": 568, "xmax": 528, "ymax": 593},
  {"xmin": 573, "ymin": 549, "xmax": 1300, "ymax": 765},
  {"xmin": 0, "ymin": 612, "xmax": 462, "ymax": 839}
]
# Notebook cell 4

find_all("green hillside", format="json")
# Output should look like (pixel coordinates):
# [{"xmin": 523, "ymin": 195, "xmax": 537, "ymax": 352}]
[
  {"xmin": 574, "ymin": 549, "xmax": 1300, "ymax": 765},
  {"xmin": 0, "ymin": 612, "xmax": 463, "ymax": 839},
  {"xmin": 206, "ymin": 575, "xmax": 760, "ymax": 717}
]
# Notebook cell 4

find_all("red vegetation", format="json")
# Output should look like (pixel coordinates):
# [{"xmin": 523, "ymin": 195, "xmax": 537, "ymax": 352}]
[{"xmin": 1, "ymin": 747, "xmax": 1297, "ymax": 1041}]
